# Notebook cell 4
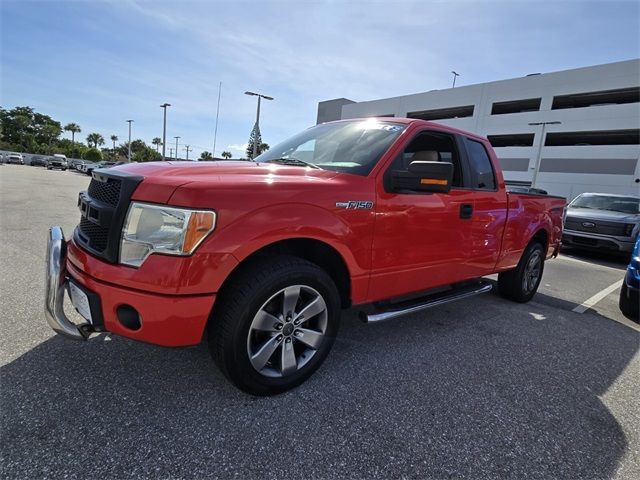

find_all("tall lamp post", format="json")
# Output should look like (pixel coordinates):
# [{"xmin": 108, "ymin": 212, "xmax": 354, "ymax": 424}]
[
  {"xmin": 160, "ymin": 103, "xmax": 171, "ymax": 160},
  {"xmin": 174, "ymin": 136, "xmax": 180, "ymax": 160},
  {"xmin": 244, "ymin": 91, "xmax": 273, "ymax": 159},
  {"xmin": 126, "ymin": 119, "xmax": 134, "ymax": 162},
  {"xmin": 528, "ymin": 121, "xmax": 561, "ymax": 188},
  {"xmin": 451, "ymin": 71, "xmax": 460, "ymax": 88}
]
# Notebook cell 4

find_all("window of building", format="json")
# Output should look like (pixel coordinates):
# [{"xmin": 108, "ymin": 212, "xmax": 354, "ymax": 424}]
[
  {"xmin": 551, "ymin": 87, "xmax": 640, "ymax": 110},
  {"xmin": 407, "ymin": 105, "xmax": 474, "ymax": 121},
  {"xmin": 491, "ymin": 98, "xmax": 541, "ymax": 115},
  {"xmin": 464, "ymin": 139, "xmax": 496, "ymax": 190},
  {"xmin": 544, "ymin": 129, "xmax": 640, "ymax": 146},
  {"xmin": 487, "ymin": 133, "xmax": 535, "ymax": 147}
]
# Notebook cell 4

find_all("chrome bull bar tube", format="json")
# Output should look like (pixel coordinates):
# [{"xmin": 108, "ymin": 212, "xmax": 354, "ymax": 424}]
[{"xmin": 44, "ymin": 226, "xmax": 89, "ymax": 340}]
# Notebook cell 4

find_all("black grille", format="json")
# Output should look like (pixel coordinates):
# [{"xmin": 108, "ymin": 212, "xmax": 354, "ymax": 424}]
[
  {"xmin": 78, "ymin": 219, "xmax": 109, "ymax": 252},
  {"xmin": 565, "ymin": 217, "xmax": 627, "ymax": 236},
  {"xmin": 88, "ymin": 177, "xmax": 122, "ymax": 206}
]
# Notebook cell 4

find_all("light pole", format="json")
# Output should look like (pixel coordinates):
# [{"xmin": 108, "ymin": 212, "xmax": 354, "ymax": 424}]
[
  {"xmin": 245, "ymin": 91, "xmax": 273, "ymax": 159},
  {"xmin": 174, "ymin": 136, "xmax": 180, "ymax": 160},
  {"xmin": 126, "ymin": 119, "xmax": 134, "ymax": 162},
  {"xmin": 451, "ymin": 71, "xmax": 460, "ymax": 88},
  {"xmin": 160, "ymin": 103, "xmax": 171, "ymax": 160},
  {"xmin": 169, "ymin": 147, "xmax": 174, "ymax": 159},
  {"xmin": 528, "ymin": 121, "xmax": 561, "ymax": 188},
  {"xmin": 184, "ymin": 145, "xmax": 192, "ymax": 161}
]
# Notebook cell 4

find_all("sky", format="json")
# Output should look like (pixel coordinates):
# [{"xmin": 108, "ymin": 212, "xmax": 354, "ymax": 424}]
[{"xmin": 1, "ymin": 0, "xmax": 639, "ymax": 159}]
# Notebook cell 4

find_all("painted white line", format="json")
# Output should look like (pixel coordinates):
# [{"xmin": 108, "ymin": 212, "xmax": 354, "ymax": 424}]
[{"xmin": 572, "ymin": 280, "xmax": 624, "ymax": 313}]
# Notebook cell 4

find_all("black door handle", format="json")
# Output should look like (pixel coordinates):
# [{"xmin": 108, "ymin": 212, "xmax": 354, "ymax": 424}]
[{"xmin": 460, "ymin": 204, "xmax": 473, "ymax": 219}]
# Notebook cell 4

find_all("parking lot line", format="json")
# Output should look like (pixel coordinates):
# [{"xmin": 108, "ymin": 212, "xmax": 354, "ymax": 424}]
[{"xmin": 572, "ymin": 280, "xmax": 623, "ymax": 314}]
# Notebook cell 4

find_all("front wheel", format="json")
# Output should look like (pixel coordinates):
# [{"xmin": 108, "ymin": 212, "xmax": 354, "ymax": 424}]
[
  {"xmin": 498, "ymin": 242, "xmax": 545, "ymax": 303},
  {"xmin": 209, "ymin": 255, "xmax": 341, "ymax": 395}
]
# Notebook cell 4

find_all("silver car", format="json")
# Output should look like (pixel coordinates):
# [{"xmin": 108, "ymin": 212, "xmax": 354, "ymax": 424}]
[{"xmin": 563, "ymin": 193, "xmax": 640, "ymax": 253}]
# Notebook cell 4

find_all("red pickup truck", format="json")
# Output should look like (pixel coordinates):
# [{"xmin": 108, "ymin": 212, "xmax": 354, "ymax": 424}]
[{"xmin": 45, "ymin": 118, "xmax": 566, "ymax": 395}]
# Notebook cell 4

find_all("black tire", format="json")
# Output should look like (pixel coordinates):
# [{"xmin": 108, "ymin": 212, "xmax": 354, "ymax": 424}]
[
  {"xmin": 498, "ymin": 242, "xmax": 545, "ymax": 303},
  {"xmin": 209, "ymin": 255, "xmax": 341, "ymax": 395},
  {"xmin": 619, "ymin": 283, "xmax": 639, "ymax": 322},
  {"xmin": 46, "ymin": 166, "xmax": 51, "ymax": 170}
]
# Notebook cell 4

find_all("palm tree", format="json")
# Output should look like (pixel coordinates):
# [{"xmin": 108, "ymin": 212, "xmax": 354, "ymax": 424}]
[
  {"xmin": 221, "ymin": 151, "xmax": 232, "ymax": 159},
  {"xmin": 64, "ymin": 123, "xmax": 81, "ymax": 145},
  {"xmin": 110, "ymin": 135, "xmax": 118, "ymax": 150},
  {"xmin": 200, "ymin": 151, "xmax": 213, "ymax": 160},
  {"xmin": 86, "ymin": 133, "xmax": 105, "ymax": 149},
  {"xmin": 152, "ymin": 137, "xmax": 162, "ymax": 152}
]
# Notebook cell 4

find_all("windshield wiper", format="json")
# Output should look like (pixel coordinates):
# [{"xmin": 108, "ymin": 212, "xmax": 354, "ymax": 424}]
[{"xmin": 265, "ymin": 157, "xmax": 322, "ymax": 169}]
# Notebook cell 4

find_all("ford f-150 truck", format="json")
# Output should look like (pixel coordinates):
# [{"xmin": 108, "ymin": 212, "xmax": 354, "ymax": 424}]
[{"xmin": 45, "ymin": 118, "xmax": 566, "ymax": 395}]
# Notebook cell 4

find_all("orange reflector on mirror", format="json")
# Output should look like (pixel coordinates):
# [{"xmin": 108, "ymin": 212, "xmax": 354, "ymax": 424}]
[{"xmin": 420, "ymin": 178, "xmax": 448, "ymax": 185}]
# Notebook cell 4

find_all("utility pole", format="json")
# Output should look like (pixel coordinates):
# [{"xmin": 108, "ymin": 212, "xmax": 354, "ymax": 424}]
[
  {"xmin": 126, "ymin": 119, "xmax": 134, "ymax": 162},
  {"xmin": 451, "ymin": 71, "xmax": 460, "ymax": 88},
  {"xmin": 244, "ymin": 91, "xmax": 273, "ymax": 159},
  {"xmin": 213, "ymin": 82, "xmax": 222, "ymax": 157},
  {"xmin": 174, "ymin": 136, "xmax": 180, "ymax": 160},
  {"xmin": 184, "ymin": 145, "xmax": 192, "ymax": 161},
  {"xmin": 169, "ymin": 147, "xmax": 173, "ymax": 159},
  {"xmin": 528, "ymin": 121, "xmax": 561, "ymax": 188},
  {"xmin": 160, "ymin": 103, "xmax": 171, "ymax": 160}
]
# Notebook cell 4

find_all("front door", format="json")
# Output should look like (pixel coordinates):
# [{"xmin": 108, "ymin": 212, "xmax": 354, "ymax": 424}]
[{"xmin": 367, "ymin": 130, "xmax": 475, "ymax": 302}]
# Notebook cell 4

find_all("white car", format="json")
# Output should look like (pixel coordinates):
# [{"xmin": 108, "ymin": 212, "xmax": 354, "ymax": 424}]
[{"xmin": 7, "ymin": 153, "xmax": 24, "ymax": 165}]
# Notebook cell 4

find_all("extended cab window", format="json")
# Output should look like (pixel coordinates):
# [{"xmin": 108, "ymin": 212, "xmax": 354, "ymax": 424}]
[
  {"xmin": 464, "ymin": 139, "xmax": 496, "ymax": 190},
  {"xmin": 255, "ymin": 120, "xmax": 406, "ymax": 176},
  {"xmin": 385, "ymin": 131, "xmax": 463, "ymax": 190}
]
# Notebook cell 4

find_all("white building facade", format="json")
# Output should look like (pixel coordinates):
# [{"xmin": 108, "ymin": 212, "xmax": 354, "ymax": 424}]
[{"xmin": 317, "ymin": 60, "xmax": 640, "ymax": 200}]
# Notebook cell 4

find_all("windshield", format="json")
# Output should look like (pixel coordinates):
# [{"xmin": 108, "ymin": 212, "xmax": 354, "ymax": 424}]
[
  {"xmin": 570, "ymin": 194, "xmax": 639, "ymax": 214},
  {"xmin": 254, "ymin": 120, "xmax": 406, "ymax": 176}
]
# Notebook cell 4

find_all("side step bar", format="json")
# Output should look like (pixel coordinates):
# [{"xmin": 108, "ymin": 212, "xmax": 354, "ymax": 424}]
[{"xmin": 360, "ymin": 280, "xmax": 493, "ymax": 323}]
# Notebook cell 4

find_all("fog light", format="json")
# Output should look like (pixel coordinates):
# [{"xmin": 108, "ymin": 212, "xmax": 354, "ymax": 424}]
[{"xmin": 116, "ymin": 304, "xmax": 142, "ymax": 331}]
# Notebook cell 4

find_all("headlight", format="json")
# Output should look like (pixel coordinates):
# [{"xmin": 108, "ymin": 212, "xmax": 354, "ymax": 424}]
[{"xmin": 120, "ymin": 202, "xmax": 216, "ymax": 267}]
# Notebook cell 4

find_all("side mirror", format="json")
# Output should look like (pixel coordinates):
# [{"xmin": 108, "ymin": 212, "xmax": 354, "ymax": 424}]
[{"xmin": 390, "ymin": 161, "xmax": 454, "ymax": 193}]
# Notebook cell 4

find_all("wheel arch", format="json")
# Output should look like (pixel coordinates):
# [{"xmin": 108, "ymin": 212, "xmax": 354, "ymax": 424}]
[{"xmin": 218, "ymin": 237, "xmax": 352, "ymax": 309}]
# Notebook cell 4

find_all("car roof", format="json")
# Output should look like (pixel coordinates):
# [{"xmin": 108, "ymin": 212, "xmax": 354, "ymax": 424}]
[
  {"xmin": 577, "ymin": 192, "xmax": 640, "ymax": 199},
  {"xmin": 321, "ymin": 117, "xmax": 488, "ymax": 142}
]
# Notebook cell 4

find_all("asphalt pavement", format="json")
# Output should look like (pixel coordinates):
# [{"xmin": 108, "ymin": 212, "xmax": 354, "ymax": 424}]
[{"xmin": 1, "ymin": 165, "xmax": 638, "ymax": 479}]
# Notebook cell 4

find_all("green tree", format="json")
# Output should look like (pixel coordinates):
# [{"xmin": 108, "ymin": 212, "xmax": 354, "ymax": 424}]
[
  {"xmin": 64, "ymin": 123, "xmax": 81, "ymax": 145},
  {"xmin": 83, "ymin": 147, "xmax": 103, "ymax": 161},
  {"xmin": 43, "ymin": 122, "xmax": 62, "ymax": 150},
  {"xmin": 200, "ymin": 151, "xmax": 213, "ymax": 160},
  {"xmin": 133, "ymin": 146, "xmax": 161, "ymax": 162},
  {"xmin": 110, "ymin": 135, "xmax": 118, "ymax": 150},
  {"xmin": 221, "ymin": 151, "xmax": 232, "ymax": 159},
  {"xmin": 151, "ymin": 137, "xmax": 162, "ymax": 152},
  {"xmin": 86, "ymin": 133, "xmax": 105, "ymax": 149},
  {"xmin": 246, "ymin": 123, "xmax": 263, "ymax": 159}
]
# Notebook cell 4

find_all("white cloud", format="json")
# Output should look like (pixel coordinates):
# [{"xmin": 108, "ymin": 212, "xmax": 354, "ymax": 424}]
[{"xmin": 227, "ymin": 143, "xmax": 248, "ymax": 153}]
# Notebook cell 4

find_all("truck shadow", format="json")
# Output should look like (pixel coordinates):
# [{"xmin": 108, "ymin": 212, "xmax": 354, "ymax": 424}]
[{"xmin": 1, "ymin": 295, "xmax": 638, "ymax": 478}]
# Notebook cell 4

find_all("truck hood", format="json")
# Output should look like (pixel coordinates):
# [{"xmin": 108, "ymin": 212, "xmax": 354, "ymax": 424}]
[
  {"xmin": 566, "ymin": 207, "xmax": 640, "ymax": 224},
  {"xmin": 111, "ymin": 161, "xmax": 341, "ymax": 203}
]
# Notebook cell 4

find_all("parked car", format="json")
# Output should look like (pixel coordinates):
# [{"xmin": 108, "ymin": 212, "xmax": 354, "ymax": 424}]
[
  {"xmin": 6, "ymin": 153, "xmax": 24, "ymax": 164},
  {"xmin": 30, "ymin": 155, "xmax": 49, "ymax": 167},
  {"xmin": 85, "ymin": 160, "xmax": 116, "ymax": 175},
  {"xmin": 69, "ymin": 159, "xmax": 86, "ymax": 170},
  {"xmin": 76, "ymin": 161, "xmax": 94, "ymax": 173},
  {"xmin": 619, "ymin": 237, "xmax": 639, "ymax": 322},
  {"xmin": 563, "ymin": 193, "xmax": 640, "ymax": 253},
  {"xmin": 45, "ymin": 117, "xmax": 566, "ymax": 395},
  {"xmin": 46, "ymin": 156, "xmax": 68, "ymax": 170}
]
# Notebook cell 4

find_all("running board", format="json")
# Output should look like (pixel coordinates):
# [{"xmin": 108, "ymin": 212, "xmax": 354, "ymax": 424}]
[{"xmin": 359, "ymin": 280, "xmax": 493, "ymax": 323}]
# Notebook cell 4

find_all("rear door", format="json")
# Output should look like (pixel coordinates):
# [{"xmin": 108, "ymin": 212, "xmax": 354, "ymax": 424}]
[{"xmin": 460, "ymin": 137, "xmax": 508, "ymax": 277}]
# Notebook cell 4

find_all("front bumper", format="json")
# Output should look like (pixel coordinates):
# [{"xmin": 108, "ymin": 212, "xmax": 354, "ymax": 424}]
[
  {"xmin": 45, "ymin": 226, "xmax": 216, "ymax": 346},
  {"xmin": 45, "ymin": 226, "xmax": 90, "ymax": 339},
  {"xmin": 562, "ymin": 230, "xmax": 635, "ymax": 253}
]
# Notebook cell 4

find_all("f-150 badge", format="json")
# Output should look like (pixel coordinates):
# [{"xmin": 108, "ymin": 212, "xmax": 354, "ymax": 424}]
[{"xmin": 336, "ymin": 201, "xmax": 374, "ymax": 210}]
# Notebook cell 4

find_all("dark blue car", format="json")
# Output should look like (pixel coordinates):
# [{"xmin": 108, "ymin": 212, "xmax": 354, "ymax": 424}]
[{"xmin": 619, "ymin": 237, "xmax": 639, "ymax": 321}]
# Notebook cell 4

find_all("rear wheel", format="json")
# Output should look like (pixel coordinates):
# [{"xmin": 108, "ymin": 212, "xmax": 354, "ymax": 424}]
[
  {"xmin": 209, "ymin": 255, "xmax": 341, "ymax": 395},
  {"xmin": 498, "ymin": 242, "xmax": 545, "ymax": 303},
  {"xmin": 619, "ymin": 282, "xmax": 639, "ymax": 322}
]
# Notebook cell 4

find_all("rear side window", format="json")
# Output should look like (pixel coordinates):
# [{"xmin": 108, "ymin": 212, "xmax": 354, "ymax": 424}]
[{"xmin": 465, "ymin": 139, "xmax": 496, "ymax": 190}]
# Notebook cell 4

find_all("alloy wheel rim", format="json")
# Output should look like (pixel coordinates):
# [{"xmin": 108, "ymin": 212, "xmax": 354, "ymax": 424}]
[
  {"xmin": 246, "ymin": 285, "xmax": 328, "ymax": 378},
  {"xmin": 523, "ymin": 251, "xmax": 542, "ymax": 294}
]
